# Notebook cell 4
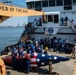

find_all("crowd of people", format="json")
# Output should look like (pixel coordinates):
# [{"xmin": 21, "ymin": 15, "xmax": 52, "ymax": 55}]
[
  {"xmin": 24, "ymin": 17, "xmax": 42, "ymax": 34},
  {"xmin": 32, "ymin": 18, "xmax": 42, "ymax": 27},
  {"xmin": 60, "ymin": 16, "xmax": 75, "ymax": 26},
  {"xmin": 24, "ymin": 22, "xmax": 33, "ymax": 34},
  {"xmin": 11, "ymin": 36, "xmax": 47, "ymax": 74},
  {"xmin": 38, "ymin": 37, "xmax": 75, "ymax": 53},
  {"xmin": 11, "ymin": 35, "xmax": 75, "ymax": 74}
]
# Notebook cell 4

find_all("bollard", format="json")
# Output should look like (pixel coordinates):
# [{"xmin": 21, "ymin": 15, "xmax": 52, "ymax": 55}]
[{"xmin": 49, "ymin": 58, "xmax": 52, "ymax": 75}]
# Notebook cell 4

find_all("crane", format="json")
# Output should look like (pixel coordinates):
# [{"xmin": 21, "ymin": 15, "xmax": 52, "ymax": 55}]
[{"xmin": 0, "ymin": 0, "xmax": 46, "ymax": 23}]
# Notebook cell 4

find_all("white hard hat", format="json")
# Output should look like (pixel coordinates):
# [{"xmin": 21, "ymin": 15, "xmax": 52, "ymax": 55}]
[{"xmin": 35, "ymin": 41, "xmax": 38, "ymax": 43}]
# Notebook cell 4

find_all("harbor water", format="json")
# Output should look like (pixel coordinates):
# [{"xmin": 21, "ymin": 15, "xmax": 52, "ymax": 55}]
[{"xmin": 0, "ymin": 27, "xmax": 24, "ymax": 53}]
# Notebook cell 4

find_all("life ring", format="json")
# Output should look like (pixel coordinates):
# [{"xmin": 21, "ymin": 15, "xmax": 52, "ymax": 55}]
[{"xmin": 0, "ymin": 57, "xmax": 6, "ymax": 75}]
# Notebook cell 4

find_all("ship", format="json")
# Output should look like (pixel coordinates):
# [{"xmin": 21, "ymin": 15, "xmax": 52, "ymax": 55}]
[
  {"xmin": 0, "ymin": 0, "xmax": 76, "ymax": 54},
  {"xmin": 25, "ymin": 0, "xmax": 76, "ymax": 42}
]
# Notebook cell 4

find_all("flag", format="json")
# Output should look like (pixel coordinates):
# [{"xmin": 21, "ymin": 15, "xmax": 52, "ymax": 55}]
[
  {"xmin": 31, "ymin": 53, "xmax": 70, "ymax": 67},
  {"xmin": 30, "ymin": 53, "xmax": 37, "ymax": 67}
]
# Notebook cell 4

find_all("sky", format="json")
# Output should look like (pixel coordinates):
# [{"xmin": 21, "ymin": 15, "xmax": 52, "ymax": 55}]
[
  {"xmin": 0, "ymin": 0, "xmax": 28, "ymax": 26},
  {"xmin": 0, "ymin": 0, "xmax": 26, "ymax": 7}
]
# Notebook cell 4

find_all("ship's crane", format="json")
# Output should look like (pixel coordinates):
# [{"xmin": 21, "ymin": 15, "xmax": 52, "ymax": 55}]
[{"xmin": 0, "ymin": 0, "xmax": 46, "ymax": 23}]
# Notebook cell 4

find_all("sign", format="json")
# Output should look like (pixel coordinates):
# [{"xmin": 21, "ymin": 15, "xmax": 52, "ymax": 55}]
[
  {"xmin": 48, "ymin": 27, "xmax": 54, "ymax": 34},
  {"xmin": 0, "ymin": 3, "xmax": 28, "ymax": 13},
  {"xmin": 0, "ymin": 3, "xmax": 44, "ymax": 17},
  {"xmin": 42, "ymin": 27, "xmax": 54, "ymax": 34}
]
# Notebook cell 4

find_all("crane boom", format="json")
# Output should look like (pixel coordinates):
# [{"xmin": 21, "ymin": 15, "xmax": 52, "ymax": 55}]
[{"xmin": 0, "ymin": 3, "xmax": 44, "ymax": 17}]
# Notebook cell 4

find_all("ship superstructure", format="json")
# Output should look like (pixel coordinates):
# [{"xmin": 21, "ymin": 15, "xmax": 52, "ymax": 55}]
[{"xmin": 25, "ymin": 0, "xmax": 76, "ymax": 42}]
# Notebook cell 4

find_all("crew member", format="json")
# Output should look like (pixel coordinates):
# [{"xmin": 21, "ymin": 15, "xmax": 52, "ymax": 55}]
[
  {"xmin": 23, "ymin": 44, "xmax": 32, "ymax": 74},
  {"xmin": 35, "ymin": 41, "xmax": 42, "ymax": 53},
  {"xmin": 18, "ymin": 47, "xmax": 24, "ymax": 71},
  {"xmin": 11, "ymin": 46, "xmax": 17, "ymax": 69}
]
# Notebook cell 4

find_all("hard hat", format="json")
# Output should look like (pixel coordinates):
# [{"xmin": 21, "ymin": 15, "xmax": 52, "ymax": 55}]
[
  {"xmin": 35, "ymin": 41, "xmax": 38, "ymax": 43},
  {"xmin": 45, "ymin": 47, "xmax": 48, "ymax": 50}
]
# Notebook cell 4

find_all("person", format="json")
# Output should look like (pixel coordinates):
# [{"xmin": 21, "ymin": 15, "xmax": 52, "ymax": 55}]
[
  {"xmin": 65, "ymin": 16, "xmax": 68, "ymax": 26},
  {"xmin": 24, "ymin": 25, "xmax": 28, "ymax": 34},
  {"xmin": 31, "ymin": 44, "xmax": 35, "ymax": 53},
  {"xmin": 35, "ymin": 41, "xmax": 42, "ymax": 53},
  {"xmin": 18, "ymin": 47, "xmax": 24, "ymax": 71},
  {"xmin": 60, "ymin": 17, "xmax": 64, "ymax": 26},
  {"xmin": 33, "ymin": 18, "xmax": 38, "ymax": 27},
  {"xmin": 74, "ymin": 36, "xmax": 76, "ymax": 43},
  {"xmin": 25, "ymin": 44, "xmax": 32, "ymax": 74},
  {"xmin": 39, "ymin": 17, "xmax": 42, "ymax": 26},
  {"xmin": 40, "ymin": 39, "xmax": 44, "ymax": 49},
  {"xmin": 43, "ymin": 46, "xmax": 48, "ymax": 54},
  {"xmin": 11, "ymin": 46, "xmax": 17, "ymax": 69},
  {"xmin": 23, "ymin": 52, "xmax": 34, "ymax": 74},
  {"xmin": 53, "ymin": 39, "xmax": 57, "ymax": 52}
]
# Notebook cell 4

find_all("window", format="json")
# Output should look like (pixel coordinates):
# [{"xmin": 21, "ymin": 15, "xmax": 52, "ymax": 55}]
[
  {"xmin": 42, "ymin": 1, "xmax": 48, "ymax": 7},
  {"xmin": 35, "ymin": 1, "xmax": 42, "ymax": 11},
  {"xmin": 64, "ymin": 0, "xmax": 72, "ymax": 5},
  {"xmin": 73, "ymin": 0, "xmax": 76, "ymax": 5},
  {"xmin": 56, "ymin": 0, "xmax": 63, "ymax": 6},
  {"xmin": 49, "ymin": 0, "xmax": 55, "ymax": 6},
  {"xmin": 54, "ymin": 15, "xmax": 59, "ymax": 23},
  {"xmin": 64, "ymin": 0, "xmax": 72, "ymax": 10},
  {"xmin": 64, "ymin": 6, "xmax": 72, "ymax": 10},
  {"xmin": 48, "ymin": 15, "xmax": 53, "ymax": 22},
  {"xmin": 27, "ymin": 2, "xmax": 34, "ymax": 9}
]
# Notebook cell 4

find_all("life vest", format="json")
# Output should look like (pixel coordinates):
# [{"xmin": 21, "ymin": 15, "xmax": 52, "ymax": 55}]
[{"xmin": 0, "ymin": 57, "xmax": 6, "ymax": 75}]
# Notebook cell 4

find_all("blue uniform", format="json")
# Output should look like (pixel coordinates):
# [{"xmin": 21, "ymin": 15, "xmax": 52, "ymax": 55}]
[
  {"xmin": 18, "ymin": 50, "xmax": 24, "ymax": 71},
  {"xmin": 31, "ymin": 44, "xmax": 35, "ymax": 53},
  {"xmin": 12, "ymin": 47, "xmax": 17, "ymax": 69},
  {"xmin": 35, "ymin": 47, "xmax": 42, "ymax": 53},
  {"xmin": 25, "ymin": 46, "xmax": 32, "ymax": 74}
]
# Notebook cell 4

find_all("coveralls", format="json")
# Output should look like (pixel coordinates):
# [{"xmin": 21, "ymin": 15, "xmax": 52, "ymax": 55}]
[
  {"xmin": 25, "ymin": 45, "xmax": 32, "ymax": 74},
  {"xmin": 18, "ymin": 47, "xmax": 24, "ymax": 71},
  {"xmin": 11, "ymin": 47, "xmax": 17, "ymax": 69},
  {"xmin": 35, "ymin": 47, "xmax": 42, "ymax": 53}
]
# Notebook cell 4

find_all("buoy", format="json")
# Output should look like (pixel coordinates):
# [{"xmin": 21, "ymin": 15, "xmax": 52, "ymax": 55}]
[{"xmin": 0, "ymin": 57, "xmax": 6, "ymax": 75}]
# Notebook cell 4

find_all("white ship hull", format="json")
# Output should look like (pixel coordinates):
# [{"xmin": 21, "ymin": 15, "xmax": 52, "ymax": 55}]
[{"xmin": 25, "ymin": 0, "xmax": 76, "ymax": 42}]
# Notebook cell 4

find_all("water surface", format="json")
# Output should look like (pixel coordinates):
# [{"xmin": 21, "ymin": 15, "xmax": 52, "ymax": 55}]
[{"xmin": 0, "ymin": 27, "xmax": 24, "ymax": 52}]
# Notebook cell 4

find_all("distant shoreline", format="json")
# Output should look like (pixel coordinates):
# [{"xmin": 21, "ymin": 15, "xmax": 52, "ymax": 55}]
[{"xmin": 0, "ymin": 26, "xmax": 24, "ymax": 28}]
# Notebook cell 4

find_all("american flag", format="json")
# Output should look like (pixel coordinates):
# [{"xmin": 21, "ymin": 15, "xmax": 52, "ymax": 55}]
[
  {"xmin": 2, "ymin": 53, "xmax": 69, "ymax": 67},
  {"xmin": 30, "ymin": 53, "xmax": 70, "ymax": 67},
  {"xmin": 31, "ymin": 53, "xmax": 49, "ymax": 67},
  {"xmin": 30, "ymin": 53, "xmax": 37, "ymax": 67}
]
